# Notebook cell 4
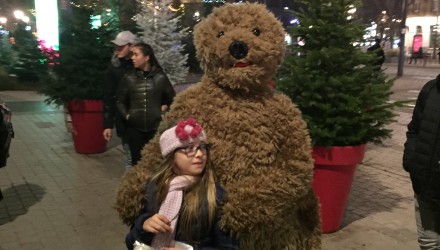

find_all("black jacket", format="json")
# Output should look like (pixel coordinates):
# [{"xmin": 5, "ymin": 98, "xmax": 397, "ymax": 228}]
[
  {"xmin": 116, "ymin": 66, "xmax": 175, "ymax": 133},
  {"xmin": 125, "ymin": 181, "xmax": 239, "ymax": 250},
  {"xmin": 403, "ymin": 75, "xmax": 440, "ymax": 203},
  {"xmin": 367, "ymin": 43, "xmax": 385, "ymax": 67},
  {"xmin": 0, "ymin": 103, "xmax": 13, "ymax": 168},
  {"xmin": 103, "ymin": 55, "xmax": 133, "ymax": 137}
]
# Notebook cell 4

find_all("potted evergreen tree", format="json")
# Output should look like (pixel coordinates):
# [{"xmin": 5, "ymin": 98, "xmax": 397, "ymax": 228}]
[
  {"xmin": 40, "ymin": 4, "xmax": 114, "ymax": 154},
  {"xmin": 10, "ymin": 22, "xmax": 49, "ymax": 83},
  {"xmin": 277, "ymin": 0, "xmax": 396, "ymax": 233}
]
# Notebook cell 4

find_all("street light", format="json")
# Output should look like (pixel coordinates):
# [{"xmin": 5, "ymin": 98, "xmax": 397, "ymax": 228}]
[
  {"xmin": 434, "ymin": 0, "xmax": 439, "ymax": 59},
  {"xmin": 398, "ymin": 0, "xmax": 408, "ymax": 77},
  {"xmin": 0, "ymin": 17, "xmax": 7, "ymax": 24},
  {"xmin": 348, "ymin": 5, "xmax": 356, "ymax": 14},
  {"xmin": 21, "ymin": 16, "xmax": 30, "ymax": 23},
  {"xmin": 347, "ymin": 5, "xmax": 356, "ymax": 20},
  {"xmin": 13, "ymin": 10, "xmax": 24, "ymax": 20}
]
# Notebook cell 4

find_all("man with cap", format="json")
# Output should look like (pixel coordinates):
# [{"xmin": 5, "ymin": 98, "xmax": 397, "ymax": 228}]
[{"xmin": 103, "ymin": 31, "xmax": 137, "ymax": 170}]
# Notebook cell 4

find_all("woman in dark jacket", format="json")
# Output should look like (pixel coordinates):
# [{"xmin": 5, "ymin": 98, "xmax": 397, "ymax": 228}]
[
  {"xmin": 117, "ymin": 43, "xmax": 176, "ymax": 165},
  {"xmin": 403, "ymin": 74, "xmax": 440, "ymax": 249},
  {"xmin": 125, "ymin": 118, "xmax": 239, "ymax": 249}
]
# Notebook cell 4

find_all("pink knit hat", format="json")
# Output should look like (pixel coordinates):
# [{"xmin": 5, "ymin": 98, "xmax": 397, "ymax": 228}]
[{"xmin": 160, "ymin": 118, "xmax": 207, "ymax": 157}]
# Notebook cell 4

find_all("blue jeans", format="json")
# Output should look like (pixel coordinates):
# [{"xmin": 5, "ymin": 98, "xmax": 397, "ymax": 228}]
[
  {"xmin": 415, "ymin": 195, "xmax": 440, "ymax": 249},
  {"xmin": 121, "ymin": 136, "xmax": 132, "ymax": 168}
]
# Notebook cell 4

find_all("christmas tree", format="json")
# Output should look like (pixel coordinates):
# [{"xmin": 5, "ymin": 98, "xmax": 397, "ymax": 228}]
[
  {"xmin": 9, "ymin": 22, "xmax": 48, "ymax": 83},
  {"xmin": 135, "ymin": 0, "xmax": 188, "ymax": 85},
  {"xmin": 40, "ymin": 4, "xmax": 114, "ymax": 105},
  {"xmin": 0, "ymin": 34, "xmax": 15, "ymax": 73},
  {"xmin": 277, "ymin": 0, "xmax": 395, "ymax": 147}
]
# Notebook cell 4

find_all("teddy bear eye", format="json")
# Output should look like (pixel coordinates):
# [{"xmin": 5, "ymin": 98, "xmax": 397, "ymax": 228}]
[
  {"xmin": 217, "ymin": 31, "xmax": 224, "ymax": 38},
  {"xmin": 252, "ymin": 28, "xmax": 261, "ymax": 36}
]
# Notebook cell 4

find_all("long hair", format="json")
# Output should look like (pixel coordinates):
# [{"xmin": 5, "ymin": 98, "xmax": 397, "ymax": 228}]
[
  {"xmin": 132, "ymin": 42, "xmax": 162, "ymax": 69},
  {"xmin": 151, "ymin": 151, "xmax": 217, "ymax": 242}
]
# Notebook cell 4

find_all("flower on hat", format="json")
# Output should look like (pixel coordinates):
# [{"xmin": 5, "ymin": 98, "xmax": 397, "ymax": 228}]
[{"xmin": 175, "ymin": 118, "xmax": 203, "ymax": 141}]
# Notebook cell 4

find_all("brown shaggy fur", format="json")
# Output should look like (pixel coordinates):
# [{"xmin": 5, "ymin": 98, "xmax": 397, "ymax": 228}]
[{"xmin": 115, "ymin": 3, "xmax": 321, "ymax": 249}]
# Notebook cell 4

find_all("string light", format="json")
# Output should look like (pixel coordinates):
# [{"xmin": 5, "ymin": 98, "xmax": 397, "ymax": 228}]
[
  {"xmin": 69, "ymin": 1, "xmax": 97, "ymax": 8},
  {"xmin": 168, "ymin": 4, "xmax": 184, "ymax": 12}
]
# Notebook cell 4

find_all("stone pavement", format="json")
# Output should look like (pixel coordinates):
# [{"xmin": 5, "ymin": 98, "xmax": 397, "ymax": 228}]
[{"xmin": 0, "ymin": 64, "xmax": 438, "ymax": 250}]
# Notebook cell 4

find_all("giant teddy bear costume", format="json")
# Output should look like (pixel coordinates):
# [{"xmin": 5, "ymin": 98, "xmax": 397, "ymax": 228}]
[{"xmin": 116, "ymin": 3, "xmax": 321, "ymax": 249}]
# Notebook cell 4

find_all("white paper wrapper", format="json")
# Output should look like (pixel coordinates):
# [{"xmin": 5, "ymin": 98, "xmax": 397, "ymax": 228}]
[
  {"xmin": 172, "ymin": 240, "xmax": 194, "ymax": 250},
  {"xmin": 133, "ymin": 241, "xmax": 152, "ymax": 250}
]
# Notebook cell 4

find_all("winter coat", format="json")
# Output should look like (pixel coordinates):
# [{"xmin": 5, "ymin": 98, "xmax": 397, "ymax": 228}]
[
  {"xmin": 103, "ymin": 55, "xmax": 133, "ymax": 137},
  {"xmin": 125, "ymin": 181, "xmax": 239, "ymax": 250},
  {"xmin": 403, "ymin": 75, "xmax": 440, "ymax": 203},
  {"xmin": 0, "ymin": 103, "xmax": 13, "ymax": 168},
  {"xmin": 367, "ymin": 43, "xmax": 385, "ymax": 67},
  {"xmin": 116, "ymin": 66, "xmax": 175, "ymax": 133}
]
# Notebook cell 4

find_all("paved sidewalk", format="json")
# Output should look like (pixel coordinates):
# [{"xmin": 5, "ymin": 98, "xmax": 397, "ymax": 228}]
[
  {"xmin": 0, "ymin": 92, "xmax": 128, "ymax": 249},
  {"xmin": 0, "ymin": 65, "xmax": 437, "ymax": 249}
]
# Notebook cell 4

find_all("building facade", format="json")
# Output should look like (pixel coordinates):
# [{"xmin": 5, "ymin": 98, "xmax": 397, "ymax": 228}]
[{"xmin": 406, "ymin": 0, "xmax": 440, "ymax": 55}]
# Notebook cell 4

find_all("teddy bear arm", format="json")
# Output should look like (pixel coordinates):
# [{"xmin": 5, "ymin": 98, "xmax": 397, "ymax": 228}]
[
  {"xmin": 115, "ymin": 167, "xmax": 154, "ymax": 225},
  {"xmin": 219, "ymin": 162, "xmax": 314, "ymax": 233}
]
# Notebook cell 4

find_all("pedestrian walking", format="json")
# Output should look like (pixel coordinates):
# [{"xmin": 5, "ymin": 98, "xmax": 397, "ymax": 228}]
[
  {"xmin": 437, "ymin": 48, "xmax": 440, "ymax": 64},
  {"xmin": 116, "ymin": 43, "xmax": 175, "ymax": 165},
  {"xmin": 0, "ymin": 99, "xmax": 14, "ymax": 201},
  {"xmin": 403, "ymin": 74, "xmax": 440, "ymax": 249},
  {"xmin": 409, "ymin": 47, "xmax": 424, "ymax": 65},
  {"xmin": 367, "ymin": 38, "xmax": 385, "ymax": 71},
  {"xmin": 125, "ymin": 118, "xmax": 239, "ymax": 250},
  {"xmin": 103, "ymin": 31, "xmax": 138, "ymax": 170}
]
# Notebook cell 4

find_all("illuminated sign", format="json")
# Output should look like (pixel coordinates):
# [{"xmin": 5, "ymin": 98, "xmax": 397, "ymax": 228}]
[
  {"xmin": 90, "ymin": 15, "xmax": 101, "ymax": 29},
  {"xmin": 412, "ymin": 35, "xmax": 422, "ymax": 53},
  {"xmin": 35, "ymin": 0, "xmax": 59, "ymax": 50}
]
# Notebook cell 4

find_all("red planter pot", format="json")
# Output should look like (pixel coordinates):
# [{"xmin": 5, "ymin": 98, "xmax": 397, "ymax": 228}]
[
  {"xmin": 312, "ymin": 144, "xmax": 366, "ymax": 233},
  {"xmin": 68, "ymin": 100, "xmax": 107, "ymax": 154}
]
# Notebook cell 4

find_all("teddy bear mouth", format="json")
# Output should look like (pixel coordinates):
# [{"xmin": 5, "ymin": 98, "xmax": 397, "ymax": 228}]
[{"xmin": 232, "ymin": 62, "xmax": 252, "ymax": 68}]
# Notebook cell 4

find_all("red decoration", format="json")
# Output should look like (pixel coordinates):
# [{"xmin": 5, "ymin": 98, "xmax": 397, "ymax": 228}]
[{"xmin": 175, "ymin": 118, "xmax": 202, "ymax": 140}]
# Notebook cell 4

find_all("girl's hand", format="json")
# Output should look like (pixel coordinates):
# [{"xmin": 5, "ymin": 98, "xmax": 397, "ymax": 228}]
[
  {"xmin": 65, "ymin": 121, "xmax": 77, "ymax": 135},
  {"xmin": 142, "ymin": 214, "xmax": 171, "ymax": 233},
  {"xmin": 103, "ymin": 128, "xmax": 112, "ymax": 141}
]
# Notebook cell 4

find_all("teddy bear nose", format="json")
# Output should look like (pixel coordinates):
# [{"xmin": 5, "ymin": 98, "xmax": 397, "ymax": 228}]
[{"xmin": 229, "ymin": 41, "xmax": 248, "ymax": 60}]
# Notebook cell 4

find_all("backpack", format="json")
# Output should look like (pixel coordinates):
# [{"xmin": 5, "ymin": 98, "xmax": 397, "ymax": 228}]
[{"xmin": 0, "ymin": 103, "xmax": 14, "ymax": 168}]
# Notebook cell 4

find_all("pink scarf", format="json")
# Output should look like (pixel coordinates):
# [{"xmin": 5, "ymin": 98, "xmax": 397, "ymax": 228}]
[{"xmin": 151, "ymin": 175, "xmax": 195, "ymax": 249}]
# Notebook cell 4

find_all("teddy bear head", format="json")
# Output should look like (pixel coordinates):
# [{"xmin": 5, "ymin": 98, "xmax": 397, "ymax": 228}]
[{"xmin": 194, "ymin": 3, "xmax": 286, "ymax": 93}]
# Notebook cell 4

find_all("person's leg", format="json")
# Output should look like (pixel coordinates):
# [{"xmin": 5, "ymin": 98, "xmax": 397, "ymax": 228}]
[
  {"xmin": 142, "ymin": 130, "xmax": 157, "ymax": 146},
  {"xmin": 125, "ymin": 127, "xmax": 145, "ymax": 166},
  {"xmin": 415, "ymin": 195, "xmax": 440, "ymax": 249},
  {"xmin": 132, "ymin": 130, "xmax": 157, "ymax": 165},
  {"xmin": 121, "ymin": 135, "xmax": 132, "ymax": 170}
]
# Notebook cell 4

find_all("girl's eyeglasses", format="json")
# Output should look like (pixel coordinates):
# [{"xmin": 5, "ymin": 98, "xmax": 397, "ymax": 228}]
[{"xmin": 175, "ymin": 144, "xmax": 212, "ymax": 157}]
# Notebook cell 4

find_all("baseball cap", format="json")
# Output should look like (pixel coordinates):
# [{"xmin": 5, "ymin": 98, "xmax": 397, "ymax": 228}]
[{"xmin": 111, "ymin": 31, "xmax": 137, "ymax": 46}]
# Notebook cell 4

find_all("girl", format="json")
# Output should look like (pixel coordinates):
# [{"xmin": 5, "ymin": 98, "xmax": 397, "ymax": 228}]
[
  {"xmin": 125, "ymin": 118, "xmax": 239, "ymax": 250},
  {"xmin": 117, "ymin": 43, "xmax": 175, "ymax": 166}
]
